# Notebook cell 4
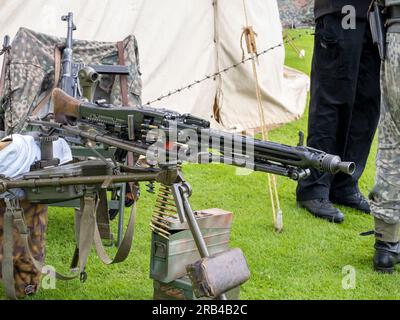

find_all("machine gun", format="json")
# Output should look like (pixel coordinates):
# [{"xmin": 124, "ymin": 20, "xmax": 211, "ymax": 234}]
[
  {"xmin": 16, "ymin": 85, "xmax": 356, "ymax": 299},
  {"xmin": 29, "ymin": 88, "xmax": 355, "ymax": 180},
  {"xmin": 60, "ymin": 12, "xmax": 130, "ymax": 100}
]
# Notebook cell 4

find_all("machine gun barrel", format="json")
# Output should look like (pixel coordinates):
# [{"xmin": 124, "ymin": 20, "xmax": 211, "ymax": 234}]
[
  {"xmin": 51, "ymin": 88, "xmax": 355, "ymax": 180},
  {"xmin": 61, "ymin": 12, "xmax": 75, "ymax": 49},
  {"xmin": 60, "ymin": 12, "xmax": 76, "ymax": 95},
  {"xmin": 205, "ymin": 129, "xmax": 355, "ymax": 176}
]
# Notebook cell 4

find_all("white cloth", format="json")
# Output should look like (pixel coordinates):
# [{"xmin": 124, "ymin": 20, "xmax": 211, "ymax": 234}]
[
  {"xmin": 0, "ymin": 134, "xmax": 40, "ymax": 178},
  {"xmin": 52, "ymin": 138, "xmax": 73, "ymax": 165},
  {"xmin": 0, "ymin": 134, "xmax": 72, "ymax": 178}
]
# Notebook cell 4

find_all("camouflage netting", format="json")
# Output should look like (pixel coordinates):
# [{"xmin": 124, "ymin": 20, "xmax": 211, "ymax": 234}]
[
  {"xmin": 0, "ymin": 27, "xmax": 142, "ymax": 134},
  {"xmin": 278, "ymin": 0, "xmax": 314, "ymax": 28}
]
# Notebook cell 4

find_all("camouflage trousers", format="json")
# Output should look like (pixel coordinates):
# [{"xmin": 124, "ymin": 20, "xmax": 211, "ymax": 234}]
[
  {"xmin": 370, "ymin": 33, "xmax": 400, "ymax": 224},
  {"xmin": 0, "ymin": 200, "xmax": 48, "ymax": 297}
]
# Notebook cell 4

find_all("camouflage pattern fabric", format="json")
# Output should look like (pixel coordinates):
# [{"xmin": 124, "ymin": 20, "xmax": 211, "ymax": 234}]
[
  {"xmin": 370, "ymin": 33, "xmax": 400, "ymax": 225},
  {"xmin": 1, "ymin": 27, "xmax": 142, "ymax": 134},
  {"xmin": 0, "ymin": 200, "xmax": 48, "ymax": 297},
  {"xmin": 277, "ymin": 0, "xmax": 314, "ymax": 28}
]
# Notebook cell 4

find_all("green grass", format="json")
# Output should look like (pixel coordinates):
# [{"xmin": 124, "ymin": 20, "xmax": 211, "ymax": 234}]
[{"xmin": 3, "ymin": 29, "xmax": 399, "ymax": 300}]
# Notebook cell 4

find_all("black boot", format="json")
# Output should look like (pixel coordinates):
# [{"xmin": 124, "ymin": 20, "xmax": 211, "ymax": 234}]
[
  {"xmin": 330, "ymin": 192, "xmax": 370, "ymax": 214},
  {"xmin": 373, "ymin": 240, "xmax": 400, "ymax": 273},
  {"xmin": 297, "ymin": 199, "xmax": 344, "ymax": 223}
]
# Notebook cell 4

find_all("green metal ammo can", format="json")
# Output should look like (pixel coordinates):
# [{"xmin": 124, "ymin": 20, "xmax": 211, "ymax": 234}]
[{"xmin": 150, "ymin": 208, "xmax": 240, "ymax": 299}]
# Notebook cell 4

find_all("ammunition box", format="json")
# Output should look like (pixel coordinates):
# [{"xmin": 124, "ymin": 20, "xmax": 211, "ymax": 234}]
[
  {"xmin": 21, "ymin": 160, "xmax": 112, "ymax": 204},
  {"xmin": 153, "ymin": 276, "xmax": 240, "ymax": 300},
  {"xmin": 150, "ymin": 208, "xmax": 232, "ymax": 283}
]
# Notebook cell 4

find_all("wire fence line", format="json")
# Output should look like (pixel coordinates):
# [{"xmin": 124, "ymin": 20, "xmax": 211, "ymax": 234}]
[{"xmin": 144, "ymin": 30, "xmax": 313, "ymax": 106}]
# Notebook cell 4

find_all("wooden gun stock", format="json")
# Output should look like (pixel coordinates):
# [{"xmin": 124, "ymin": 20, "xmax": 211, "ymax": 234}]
[{"xmin": 52, "ymin": 88, "xmax": 81, "ymax": 124}]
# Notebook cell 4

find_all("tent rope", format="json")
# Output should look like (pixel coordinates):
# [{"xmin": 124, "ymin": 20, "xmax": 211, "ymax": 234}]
[{"xmin": 241, "ymin": 0, "xmax": 283, "ymax": 232}]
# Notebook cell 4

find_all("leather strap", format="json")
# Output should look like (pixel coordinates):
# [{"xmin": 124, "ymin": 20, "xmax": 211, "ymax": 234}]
[
  {"xmin": 31, "ymin": 46, "xmax": 62, "ymax": 116},
  {"xmin": 76, "ymin": 189, "xmax": 98, "ymax": 281},
  {"xmin": 96, "ymin": 189, "xmax": 113, "ymax": 242},
  {"xmin": 72, "ymin": 189, "xmax": 136, "ymax": 268},
  {"xmin": 3, "ymin": 199, "xmax": 17, "ymax": 299},
  {"xmin": 16, "ymin": 206, "xmax": 78, "ymax": 282},
  {"xmin": 117, "ymin": 41, "xmax": 129, "ymax": 106},
  {"xmin": 93, "ymin": 201, "xmax": 137, "ymax": 265}
]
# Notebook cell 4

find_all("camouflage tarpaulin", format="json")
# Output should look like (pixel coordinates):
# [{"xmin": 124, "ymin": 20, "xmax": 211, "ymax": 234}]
[
  {"xmin": 278, "ymin": 0, "xmax": 314, "ymax": 28},
  {"xmin": 0, "ymin": 27, "xmax": 142, "ymax": 134}
]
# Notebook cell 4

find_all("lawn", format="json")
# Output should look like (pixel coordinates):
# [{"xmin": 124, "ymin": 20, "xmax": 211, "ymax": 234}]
[{"xmin": 3, "ymin": 29, "xmax": 399, "ymax": 300}]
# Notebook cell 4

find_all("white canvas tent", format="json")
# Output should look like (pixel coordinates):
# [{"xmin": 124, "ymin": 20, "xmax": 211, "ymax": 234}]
[{"xmin": 0, "ymin": 0, "xmax": 309, "ymax": 132}]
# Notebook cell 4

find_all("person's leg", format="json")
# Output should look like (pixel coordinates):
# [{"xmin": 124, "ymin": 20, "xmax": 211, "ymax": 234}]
[
  {"xmin": 297, "ymin": 15, "xmax": 364, "ymax": 221},
  {"xmin": 370, "ymin": 33, "xmax": 400, "ymax": 273},
  {"xmin": 297, "ymin": 15, "xmax": 343, "ymax": 201},
  {"xmin": 330, "ymin": 21, "xmax": 381, "ymax": 210}
]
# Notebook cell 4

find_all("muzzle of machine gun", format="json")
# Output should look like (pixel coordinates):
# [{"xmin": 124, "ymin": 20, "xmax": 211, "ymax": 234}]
[
  {"xmin": 78, "ymin": 66, "xmax": 99, "ymax": 101},
  {"xmin": 319, "ymin": 154, "xmax": 355, "ymax": 175}
]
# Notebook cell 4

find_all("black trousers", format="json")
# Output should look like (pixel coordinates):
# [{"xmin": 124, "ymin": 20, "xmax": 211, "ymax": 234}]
[{"xmin": 297, "ymin": 14, "xmax": 381, "ymax": 201}]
